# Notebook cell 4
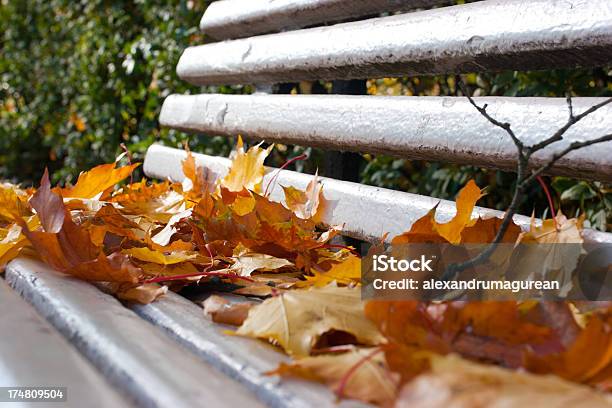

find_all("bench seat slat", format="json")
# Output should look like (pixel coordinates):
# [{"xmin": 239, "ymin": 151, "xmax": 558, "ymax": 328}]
[
  {"xmin": 0, "ymin": 278, "xmax": 129, "ymax": 408},
  {"xmin": 143, "ymin": 145, "xmax": 612, "ymax": 244},
  {"xmin": 5, "ymin": 258, "xmax": 264, "ymax": 408},
  {"xmin": 160, "ymin": 94, "xmax": 612, "ymax": 182},
  {"xmin": 131, "ymin": 292, "xmax": 371, "ymax": 408},
  {"xmin": 178, "ymin": 0, "xmax": 612, "ymax": 85},
  {"xmin": 201, "ymin": 0, "xmax": 453, "ymax": 40}
]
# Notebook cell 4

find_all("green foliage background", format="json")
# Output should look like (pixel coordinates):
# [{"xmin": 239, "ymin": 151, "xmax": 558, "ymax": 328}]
[{"xmin": 1, "ymin": 0, "xmax": 611, "ymax": 231}]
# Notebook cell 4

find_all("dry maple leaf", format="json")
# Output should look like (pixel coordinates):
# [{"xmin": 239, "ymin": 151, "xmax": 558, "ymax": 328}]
[
  {"xmin": 396, "ymin": 354, "xmax": 611, "ymax": 408},
  {"xmin": 103, "ymin": 282, "xmax": 168, "ymax": 304},
  {"xmin": 21, "ymin": 170, "xmax": 141, "ymax": 283},
  {"xmin": 235, "ymin": 283, "xmax": 384, "ymax": 356},
  {"xmin": 203, "ymin": 294, "xmax": 254, "ymax": 326},
  {"xmin": 0, "ymin": 223, "xmax": 29, "ymax": 269},
  {"xmin": 181, "ymin": 147, "xmax": 214, "ymax": 196},
  {"xmin": 525, "ymin": 311, "xmax": 612, "ymax": 390},
  {"xmin": 298, "ymin": 254, "xmax": 361, "ymax": 288},
  {"xmin": 282, "ymin": 171, "xmax": 326, "ymax": 223},
  {"xmin": 0, "ymin": 183, "xmax": 31, "ymax": 221},
  {"xmin": 124, "ymin": 247, "xmax": 198, "ymax": 265},
  {"xmin": 62, "ymin": 161, "xmax": 139, "ymax": 199},
  {"xmin": 364, "ymin": 300, "xmax": 561, "ymax": 370},
  {"xmin": 392, "ymin": 180, "xmax": 487, "ymax": 245},
  {"xmin": 514, "ymin": 212, "xmax": 584, "ymax": 295},
  {"xmin": 221, "ymin": 136, "xmax": 273, "ymax": 193},
  {"xmin": 269, "ymin": 347, "xmax": 399, "ymax": 405}
]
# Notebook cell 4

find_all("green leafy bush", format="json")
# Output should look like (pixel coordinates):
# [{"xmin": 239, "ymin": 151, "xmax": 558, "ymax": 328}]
[
  {"xmin": 0, "ymin": 0, "xmax": 239, "ymax": 185},
  {"xmin": 1, "ymin": 1, "xmax": 610, "ymax": 231}
]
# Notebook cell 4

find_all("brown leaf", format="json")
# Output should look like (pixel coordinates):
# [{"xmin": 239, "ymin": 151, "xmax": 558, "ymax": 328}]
[
  {"xmin": 203, "ymin": 295, "xmax": 254, "ymax": 326},
  {"xmin": 30, "ymin": 168, "xmax": 65, "ymax": 233},
  {"xmin": 110, "ymin": 282, "xmax": 168, "ymax": 304},
  {"xmin": 525, "ymin": 312, "xmax": 612, "ymax": 389},
  {"xmin": 21, "ymin": 171, "xmax": 140, "ymax": 283},
  {"xmin": 298, "ymin": 254, "xmax": 361, "ymax": 288}
]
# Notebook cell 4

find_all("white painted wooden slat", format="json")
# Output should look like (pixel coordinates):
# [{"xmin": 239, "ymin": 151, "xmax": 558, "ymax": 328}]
[
  {"xmin": 5, "ymin": 258, "xmax": 264, "ymax": 408},
  {"xmin": 200, "ymin": 0, "xmax": 453, "ymax": 40},
  {"xmin": 178, "ymin": 0, "xmax": 612, "ymax": 85},
  {"xmin": 130, "ymin": 291, "xmax": 371, "ymax": 408},
  {"xmin": 160, "ymin": 94, "xmax": 612, "ymax": 182},
  {"xmin": 0, "ymin": 279, "xmax": 129, "ymax": 408},
  {"xmin": 143, "ymin": 145, "xmax": 612, "ymax": 244}
]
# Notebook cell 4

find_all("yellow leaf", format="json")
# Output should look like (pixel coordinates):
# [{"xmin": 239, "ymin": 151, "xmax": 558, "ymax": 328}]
[
  {"xmin": 124, "ymin": 247, "xmax": 198, "ymax": 265},
  {"xmin": 299, "ymin": 255, "xmax": 361, "ymax": 287},
  {"xmin": 433, "ymin": 179, "xmax": 483, "ymax": 244},
  {"xmin": 0, "ymin": 183, "xmax": 31, "ymax": 221},
  {"xmin": 221, "ymin": 136, "xmax": 273, "ymax": 193},
  {"xmin": 63, "ymin": 161, "xmax": 140, "ymax": 199},
  {"xmin": 235, "ymin": 284, "xmax": 384, "ymax": 356},
  {"xmin": 233, "ymin": 252, "xmax": 293, "ymax": 276},
  {"xmin": 231, "ymin": 193, "xmax": 257, "ymax": 216},
  {"xmin": 522, "ymin": 211, "xmax": 583, "ymax": 244},
  {"xmin": 0, "ymin": 223, "xmax": 28, "ymax": 269}
]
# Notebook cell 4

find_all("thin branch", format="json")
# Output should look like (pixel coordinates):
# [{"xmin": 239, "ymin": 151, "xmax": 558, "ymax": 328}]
[
  {"xmin": 443, "ymin": 92, "xmax": 612, "ymax": 281},
  {"xmin": 523, "ymin": 133, "xmax": 612, "ymax": 186},
  {"xmin": 529, "ymin": 96, "xmax": 612, "ymax": 153},
  {"xmin": 457, "ymin": 80, "xmax": 525, "ymax": 153}
]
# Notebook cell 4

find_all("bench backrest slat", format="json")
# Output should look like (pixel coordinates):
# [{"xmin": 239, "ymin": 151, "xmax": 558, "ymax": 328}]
[
  {"xmin": 179, "ymin": 0, "xmax": 612, "ymax": 85},
  {"xmin": 201, "ymin": 0, "xmax": 453, "ymax": 40},
  {"xmin": 160, "ymin": 94, "xmax": 612, "ymax": 182}
]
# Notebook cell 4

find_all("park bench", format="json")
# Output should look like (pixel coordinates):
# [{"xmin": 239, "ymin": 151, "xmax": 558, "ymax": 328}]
[{"xmin": 3, "ymin": 0, "xmax": 612, "ymax": 407}]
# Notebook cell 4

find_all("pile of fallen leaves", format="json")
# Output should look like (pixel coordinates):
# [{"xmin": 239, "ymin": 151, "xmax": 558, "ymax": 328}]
[{"xmin": 1, "ymin": 138, "xmax": 610, "ymax": 406}]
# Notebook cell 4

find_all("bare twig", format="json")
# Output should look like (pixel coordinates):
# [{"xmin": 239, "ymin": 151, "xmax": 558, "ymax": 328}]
[
  {"xmin": 443, "ymin": 84, "xmax": 612, "ymax": 281},
  {"xmin": 524, "ymin": 133, "xmax": 612, "ymax": 186},
  {"xmin": 528, "ymin": 96, "xmax": 612, "ymax": 153},
  {"xmin": 458, "ymin": 80, "xmax": 524, "ymax": 154}
]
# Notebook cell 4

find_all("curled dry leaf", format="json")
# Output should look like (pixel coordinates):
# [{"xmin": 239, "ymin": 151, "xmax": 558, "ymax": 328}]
[
  {"xmin": 236, "ymin": 284, "xmax": 384, "ymax": 357},
  {"xmin": 269, "ymin": 347, "xmax": 399, "ymax": 405},
  {"xmin": 202, "ymin": 294, "xmax": 254, "ymax": 326},
  {"xmin": 107, "ymin": 282, "xmax": 168, "ymax": 304},
  {"xmin": 0, "ymin": 223, "xmax": 29, "ymax": 269},
  {"xmin": 282, "ymin": 171, "xmax": 326, "ymax": 223}
]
